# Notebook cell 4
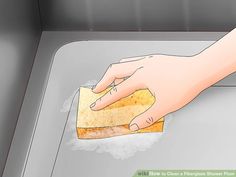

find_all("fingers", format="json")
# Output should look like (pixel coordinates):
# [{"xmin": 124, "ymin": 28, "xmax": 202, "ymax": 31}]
[
  {"xmin": 93, "ymin": 60, "xmax": 142, "ymax": 93},
  {"xmin": 114, "ymin": 78, "xmax": 124, "ymax": 85},
  {"xmin": 129, "ymin": 102, "xmax": 166, "ymax": 131},
  {"xmin": 112, "ymin": 56, "xmax": 145, "ymax": 85},
  {"xmin": 90, "ymin": 73, "xmax": 143, "ymax": 111}
]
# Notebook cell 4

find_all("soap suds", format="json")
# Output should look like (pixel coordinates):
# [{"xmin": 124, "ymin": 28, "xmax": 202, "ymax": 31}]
[
  {"xmin": 60, "ymin": 80, "xmax": 97, "ymax": 113},
  {"xmin": 61, "ymin": 80, "xmax": 173, "ymax": 160}
]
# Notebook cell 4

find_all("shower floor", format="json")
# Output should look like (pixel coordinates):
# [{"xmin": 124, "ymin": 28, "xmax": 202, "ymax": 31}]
[{"xmin": 3, "ymin": 32, "xmax": 236, "ymax": 177}]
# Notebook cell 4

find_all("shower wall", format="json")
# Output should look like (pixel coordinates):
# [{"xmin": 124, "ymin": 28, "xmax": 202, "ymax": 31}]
[
  {"xmin": 0, "ymin": 0, "xmax": 41, "ymax": 175},
  {"xmin": 39, "ymin": 0, "xmax": 236, "ymax": 31}
]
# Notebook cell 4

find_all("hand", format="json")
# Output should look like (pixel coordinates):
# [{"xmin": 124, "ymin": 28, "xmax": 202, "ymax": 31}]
[{"xmin": 90, "ymin": 54, "xmax": 208, "ymax": 131}]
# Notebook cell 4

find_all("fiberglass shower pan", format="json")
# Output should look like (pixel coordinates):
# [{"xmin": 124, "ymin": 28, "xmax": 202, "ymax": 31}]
[{"xmin": 3, "ymin": 32, "xmax": 236, "ymax": 177}]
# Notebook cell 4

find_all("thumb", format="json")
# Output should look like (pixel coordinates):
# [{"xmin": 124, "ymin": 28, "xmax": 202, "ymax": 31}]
[{"xmin": 129, "ymin": 102, "xmax": 165, "ymax": 131}]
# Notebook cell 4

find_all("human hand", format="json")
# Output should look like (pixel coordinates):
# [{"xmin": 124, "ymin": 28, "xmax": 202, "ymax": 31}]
[{"xmin": 90, "ymin": 54, "xmax": 209, "ymax": 131}]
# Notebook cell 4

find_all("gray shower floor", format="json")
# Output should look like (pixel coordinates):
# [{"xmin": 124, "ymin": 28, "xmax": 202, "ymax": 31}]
[{"xmin": 3, "ymin": 31, "xmax": 236, "ymax": 177}]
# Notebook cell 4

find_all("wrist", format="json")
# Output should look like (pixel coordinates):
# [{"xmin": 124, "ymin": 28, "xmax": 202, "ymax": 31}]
[
  {"xmin": 193, "ymin": 52, "xmax": 236, "ymax": 89},
  {"xmin": 190, "ymin": 55, "xmax": 214, "ymax": 91}
]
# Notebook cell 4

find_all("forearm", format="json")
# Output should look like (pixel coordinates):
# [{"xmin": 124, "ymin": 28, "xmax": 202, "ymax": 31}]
[{"xmin": 195, "ymin": 28, "xmax": 236, "ymax": 89}]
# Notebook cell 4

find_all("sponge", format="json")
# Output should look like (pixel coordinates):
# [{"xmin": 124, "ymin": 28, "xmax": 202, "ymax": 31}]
[{"xmin": 77, "ymin": 87, "xmax": 164, "ymax": 139}]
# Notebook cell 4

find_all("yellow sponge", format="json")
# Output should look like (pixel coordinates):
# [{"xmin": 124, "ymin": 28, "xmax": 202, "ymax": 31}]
[{"xmin": 77, "ymin": 87, "xmax": 164, "ymax": 139}]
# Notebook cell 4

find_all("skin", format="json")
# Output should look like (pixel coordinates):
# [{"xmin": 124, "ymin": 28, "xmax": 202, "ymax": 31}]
[{"xmin": 90, "ymin": 28, "xmax": 236, "ymax": 131}]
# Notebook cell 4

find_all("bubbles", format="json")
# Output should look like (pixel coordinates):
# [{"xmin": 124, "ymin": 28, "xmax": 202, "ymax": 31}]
[
  {"xmin": 61, "ymin": 80, "xmax": 173, "ymax": 160},
  {"xmin": 60, "ymin": 80, "xmax": 97, "ymax": 113},
  {"xmin": 68, "ymin": 130, "xmax": 164, "ymax": 159}
]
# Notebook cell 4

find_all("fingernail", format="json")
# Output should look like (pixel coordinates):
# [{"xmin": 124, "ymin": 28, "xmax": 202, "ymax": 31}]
[
  {"xmin": 90, "ymin": 102, "xmax": 96, "ymax": 108},
  {"xmin": 129, "ymin": 123, "xmax": 139, "ymax": 131}
]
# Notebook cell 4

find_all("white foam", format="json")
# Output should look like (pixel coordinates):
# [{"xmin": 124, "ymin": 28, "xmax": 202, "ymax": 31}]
[
  {"xmin": 62, "ymin": 80, "xmax": 173, "ymax": 160},
  {"xmin": 60, "ymin": 80, "xmax": 97, "ymax": 113}
]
